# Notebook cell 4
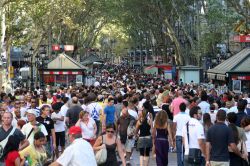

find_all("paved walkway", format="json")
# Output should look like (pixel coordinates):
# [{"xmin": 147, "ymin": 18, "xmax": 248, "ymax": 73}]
[{"xmin": 130, "ymin": 150, "xmax": 177, "ymax": 166}]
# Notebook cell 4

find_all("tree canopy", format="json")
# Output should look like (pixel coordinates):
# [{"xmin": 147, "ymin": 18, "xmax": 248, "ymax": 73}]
[{"xmin": 0, "ymin": 0, "xmax": 249, "ymax": 65}]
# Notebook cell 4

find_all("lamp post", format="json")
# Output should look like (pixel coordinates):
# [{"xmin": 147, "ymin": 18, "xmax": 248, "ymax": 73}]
[
  {"xmin": 29, "ymin": 47, "xmax": 34, "ymax": 91},
  {"xmin": 39, "ymin": 46, "xmax": 46, "ymax": 89}
]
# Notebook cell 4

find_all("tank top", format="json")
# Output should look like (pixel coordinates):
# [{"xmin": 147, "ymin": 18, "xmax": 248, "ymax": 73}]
[
  {"xmin": 103, "ymin": 135, "xmax": 117, "ymax": 163},
  {"xmin": 139, "ymin": 119, "xmax": 151, "ymax": 137},
  {"xmin": 156, "ymin": 128, "xmax": 168, "ymax": 139}
]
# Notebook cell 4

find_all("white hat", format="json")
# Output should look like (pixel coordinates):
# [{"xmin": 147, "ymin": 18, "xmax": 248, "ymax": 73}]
[{"xmin": 26, "ymin": 109, "xmax": 37, "ymax": 116}]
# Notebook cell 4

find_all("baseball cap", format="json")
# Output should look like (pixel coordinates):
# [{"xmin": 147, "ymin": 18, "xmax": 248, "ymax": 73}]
[
  {"xmin": 68, "ymin": 126, "xmax": 82, "ymax": 135},
  {"xmin": 26, "ymin": 109, "xmax": 37, "ymax": 116}
]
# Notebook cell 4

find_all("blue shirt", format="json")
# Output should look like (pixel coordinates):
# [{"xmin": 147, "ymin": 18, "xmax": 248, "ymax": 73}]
[{"xmin": 104, "ymin": 105, "xmax": 116, "ymax": 125}]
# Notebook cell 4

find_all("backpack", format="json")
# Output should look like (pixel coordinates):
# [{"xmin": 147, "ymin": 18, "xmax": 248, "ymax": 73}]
[{"xmin": 91, "ymin": 104, "xmax": 99, "ymax": 120}]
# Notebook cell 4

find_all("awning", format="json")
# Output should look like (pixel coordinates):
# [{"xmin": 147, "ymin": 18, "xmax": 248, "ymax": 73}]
[
  {"xmin": 207, "ymin": 73, "xmax": 226, "ymax": 81},
  {"xmin": 43, "ymin": 71, "xmax": 82, "ymax": 75},
  {"xmin": 207, "ymin": 73, "xmax": 216, "ymax": 79},
  {"xmin": 217, "ymin": 74, "xmax": 226, "ymax": 81}
]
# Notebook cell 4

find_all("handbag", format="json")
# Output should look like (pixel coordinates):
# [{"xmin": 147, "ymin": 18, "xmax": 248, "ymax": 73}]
[
  {"xmin": 240, "ymin": 141, "xmax": 249, "ymax": 166},
  {"xmin": 95, "ymin": 135, "xmax": 107, "ymax": 165},
  {"xmin": 186, "ymin": 122, "xmax": 202, "ymax": 164}
]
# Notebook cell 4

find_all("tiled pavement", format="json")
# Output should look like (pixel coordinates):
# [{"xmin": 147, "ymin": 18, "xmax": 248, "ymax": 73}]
[{"xmin": 130, "ymin": 151, "xmax": 177, "ymax": 166}]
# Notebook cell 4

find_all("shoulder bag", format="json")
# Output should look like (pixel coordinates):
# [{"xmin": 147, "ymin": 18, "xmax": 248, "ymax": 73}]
[
  {"xmin": 95, "ymin": 135, "xmax": 107, "ymax": 165},
  {"xmin": 186, "ymin": 122, "xmax": 202, "ymax": 164},
  {"xmin": 240, "ymin": 141, "xmax": 249, "ymax": 166},
  {"xmin": 0, "ymin": 127, "xmax": 16, "ymax": 158}
]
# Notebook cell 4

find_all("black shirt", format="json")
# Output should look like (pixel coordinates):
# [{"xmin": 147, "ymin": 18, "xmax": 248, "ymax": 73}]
[
  {"xmin": 0, "ymin": 126, "xmax": 25, "ymax": 144},
  {"xmin": 36, "ymin": 116, "xmax": 54, "ymax": 140},
  {"xmin": 236, "ymin": 112, "xmax": 247, "ymax": 127},
  {"xmin": 66, "ymin": 105, "xmax": 83, "ymax": 127},
  {"xmin": 139, "ymin": 119, "xmax": 151, "ymax": 137},
  {"xmin": 206, "ymin": 122, "xmax": 234, "ymax": 162}
]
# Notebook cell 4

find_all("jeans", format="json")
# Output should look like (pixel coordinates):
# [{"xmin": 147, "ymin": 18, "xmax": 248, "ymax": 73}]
[
  {"xmin": 94, "ymin": 119, "xmax": 100, "ymax": 136},
  {"xmin": 176, "ymin": 136, "xmax": 184, "ymax": 166}
]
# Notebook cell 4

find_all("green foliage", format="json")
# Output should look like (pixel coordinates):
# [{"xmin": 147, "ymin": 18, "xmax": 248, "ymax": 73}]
[{"xmin": 0, "ymin": 0, "xmax": 247, "ymax": 65}]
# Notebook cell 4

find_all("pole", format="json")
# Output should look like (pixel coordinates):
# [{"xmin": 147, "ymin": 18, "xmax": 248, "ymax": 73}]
[
  {"xmin": 30, "ymin": 55, "xmax": 34, "ymax": 91},
  {"xmin": 41, "ymin": 59, "xmax": 44, "ymax": 89}
]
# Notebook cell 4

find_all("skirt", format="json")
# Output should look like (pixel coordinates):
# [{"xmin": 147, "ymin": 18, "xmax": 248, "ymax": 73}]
[{"xmin": 137, "ymin": 136, "xmax": 152, "ymax": 149}]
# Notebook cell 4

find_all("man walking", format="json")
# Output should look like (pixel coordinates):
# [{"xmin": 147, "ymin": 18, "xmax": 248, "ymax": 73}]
[
  {"xmin": 66, "ymin": 96, "xmax": 83, "ymax": 127},
  {"xmin": 205, "ymin": 109, "xmax": 245, "ymax": 166},
  {"xmin": 21, "ymin": 109, "xmax": 48, "ymax": 144},
  {"xmin": 182, "ymin": 106, "xmax": 206, "ymax": 165},
  {"xmin": 0, "ymin": 112, "xmax": 29, "ymax": 164},
  {"xmin": 173, "ymin": 103, "xmax": 190, "ymax": 166},
  {"xmin": 50, "ymin": 126, "xmax": 97, "ymax": 166}
]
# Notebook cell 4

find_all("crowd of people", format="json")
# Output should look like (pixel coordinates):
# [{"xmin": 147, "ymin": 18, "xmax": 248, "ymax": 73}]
[{"xmin": 0, "ymin": 65, "xmax": 249, "ymax": 166}]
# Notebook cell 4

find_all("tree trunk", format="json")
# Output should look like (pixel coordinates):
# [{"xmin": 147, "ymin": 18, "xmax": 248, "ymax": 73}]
[{"xmin": 1, "ymin": 7, "xmax": 6, "ymax": 59}]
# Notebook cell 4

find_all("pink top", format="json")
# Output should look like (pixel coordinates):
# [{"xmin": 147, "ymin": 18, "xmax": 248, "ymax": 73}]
[{"xmin": 171, "ymin": 97, "xmax": 187, "ymax": 115}]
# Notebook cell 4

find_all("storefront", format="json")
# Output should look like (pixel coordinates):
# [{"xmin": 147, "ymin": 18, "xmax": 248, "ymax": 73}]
[
  {"xmin": 177, "ymin": 65, "xmax": 203, "ymax": 84},
  {"xmin": 228, "ymin": 72, "xmax": 250, "ymax": 93},
  {"xmin": 207, "ymin": 48, "xmax": 250, "ymax": 93},
  {"xmin": 144, "ymin": 64, "xmax": 173, "ymax": 80},
  {"xmin": 41, "ymin": 53, "xmax": 88, "ymax": 86}
]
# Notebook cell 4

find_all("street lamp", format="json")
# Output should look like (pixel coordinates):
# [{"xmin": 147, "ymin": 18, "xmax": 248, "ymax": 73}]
[{"xmin": 29, "ymin": 47, "xmax": 34, "ymax": 91}]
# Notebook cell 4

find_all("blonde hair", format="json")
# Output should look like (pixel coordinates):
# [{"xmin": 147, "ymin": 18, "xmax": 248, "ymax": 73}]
[
  {"xmin": 154, "ymin": 111, "xmax": 168, "ymax": 128},
  {"xmin": 79, "ymin": 111, "xmax": 89, "ymax": 119}
]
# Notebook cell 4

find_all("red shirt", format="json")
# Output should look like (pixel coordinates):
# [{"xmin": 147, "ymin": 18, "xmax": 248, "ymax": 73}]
[{"xmin": 5, "ymin": 151, "xmax": 20, "ymax": 166}]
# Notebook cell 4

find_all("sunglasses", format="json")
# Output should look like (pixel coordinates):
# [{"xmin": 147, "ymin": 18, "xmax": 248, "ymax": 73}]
[{"xmin": 106, "ymin": 130, "xmax": 115, "ymax": 134}]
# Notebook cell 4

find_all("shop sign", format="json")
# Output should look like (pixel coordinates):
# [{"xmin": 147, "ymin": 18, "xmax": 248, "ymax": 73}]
[
  {"xmin": 233, "ymin": 35, "xmax": 250, "ymax": 42},
  {"xmin": 64, "ymin": 45, "xmax": 74, "ymax": 51},
  {"xmin": 232, "ymin": 75, "xmax": 250, "ymax": 80},
  {"xmin": 52, "ymin": 45, "xmax": 60, "ymax": 51}
]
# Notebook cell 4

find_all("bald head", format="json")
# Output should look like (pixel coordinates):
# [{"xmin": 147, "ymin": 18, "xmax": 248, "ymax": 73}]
[
  {"xmin": 177, "ymin": 90, "xmax": 183, "ymax": 97},
  {"xmin": 72, "ymin": 96, "xmax": 78, "ymax": 104}
]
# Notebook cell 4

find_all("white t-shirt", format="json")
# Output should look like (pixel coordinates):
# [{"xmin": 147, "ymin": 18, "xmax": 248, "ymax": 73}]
[
  {"xmin": 21, "ymin": 122, "xmax": 48, "ymax": 144},
  {"xmin": 209, "ymin": 111, "xmax": 217, "ymax": 124},
  {"xmin": 20, "ymin": 107, "xmax": 27, "ymax": 118},
  {"xmin": 86, "ymin": 103, "xmax": 102, "ymax": 120},
  {"xmin": 153, "ymin": 106, "xmax": 161, "ymax": 113},
  {"xmin": 79, "ymin": 118, "xmax": 96, "ymax": 139},
  {"xmin": 198, "ymin": 101, "xmax": 210, "ymax": 114},
  {"xmin": 245, "ymin": 131, "xmax": 250, "ymax": 152},
  {"xmin": 128, "ymin": 109, "xmax": 138, "ymax": 120},
  {"xmin": 94, "ymin": 81, "xmax": 100, "ymax": 87},
  {"xmin": 138, "ymin": 99, "xmax": 146, "ymax": 110},
  {"xmin": 57, "ymin": 138, "xmax": 97, "ymax": 166},
  {"xmin": 81, "ymin": 104, "xmax": 87, "ymax": 111},
  {"xmin": 173, "ymin": 112, "xmax": 190, "ymax": 136},
  {"xmin": 228, "ymin": 106, "xmax": 238, "ymax": 114},
  {"xmin": 182, "ymin": 118, "xmax": 205, "ymax": 149},
  {"xmin": 51, "ymin": 111, "xmax": 65, "ymax": 132},
  {"xmin": 60, "ymin": 104, "xmax": 68, "ymax": 125}
]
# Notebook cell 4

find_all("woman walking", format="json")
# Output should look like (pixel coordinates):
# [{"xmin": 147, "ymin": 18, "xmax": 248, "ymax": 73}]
[
  {"xmin": 75, "ymin": 111, "xmax": 97, "ymax": 146},
  {"xmin": 2, "ymin": 135, "xmax": 21, "ymax": 166},
  {"xmin": 93, "ymin": 124, "xmax": 126, "ymax": 166},
  {"xmin": 136, "ymin": 109, "xmax": 153, "ymax": 166},
  {"xmin": 152, "ymin": 110, "xmax": 173, "ymax": 166}
]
